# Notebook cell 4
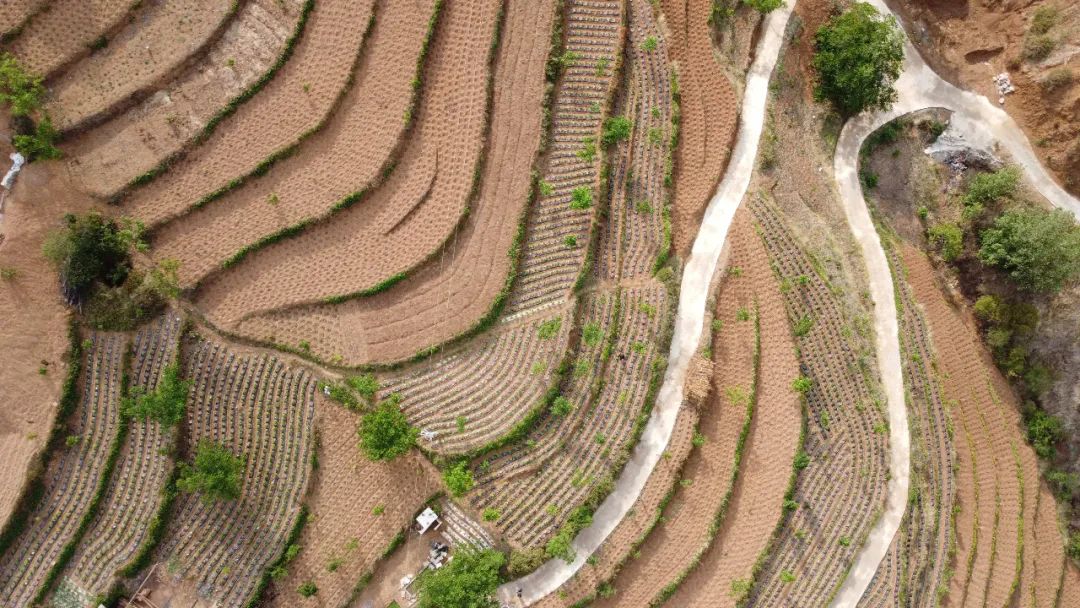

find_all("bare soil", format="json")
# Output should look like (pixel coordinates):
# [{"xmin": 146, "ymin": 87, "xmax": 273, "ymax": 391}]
[
  {"xmin": 47, "ymin": 0, "xmax": 236, "ymax": 132},
  {"xmin": 118, "ymin": 0, "xmax": 377, "ymax": 220},
  {"xmin": 146, "ymin": 0, "xmax": 431, "ymax": 289},
  {"xmin": 666, "ymin": 208, "xmax": 802, "ymax": 607},
  {"xmin": 659, "ymin": 0, "xmax": 740, "ymax": 258},
  {"xmin": 0, "ymin": 130, "xmax": 93, "ymax": 530},
  {"xmin": 0, "ymin": 0, "xmax": 47, "ymax": 36},
  {"xmin": 63, "ymin": 0, "xmax": 306, "ymax": 198},
  {"xmin": 191, "ymin": 0, "xmax": 498, "ymax": 330},
  {"xmin": 893, "ymin": 0, "xmax": 1080, "ymax": 195},
  {"xmin": 267, "ymin": 398, "xmax": 441, "ymax": 608},
  {"xmin": 223, "ymin": 0, "xmax": 555, "ymax": 366},
  {"xmin": 2, "ymin": 0, "xmax": 132, "ymax": 77}
]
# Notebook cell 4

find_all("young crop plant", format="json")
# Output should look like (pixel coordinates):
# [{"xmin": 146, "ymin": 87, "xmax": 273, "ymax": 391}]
[
  {"xmin": 564, "ymin": 235, "xmax": 578, "ymax": 248},
  {"xmin": 551, "ymin": 396, "xmax": 574, "ymax": 416},
  {"xmin": 483, "ymin": 508, "xmax": 500, "ymax": 522},
  {"xmin": 791, "ymin": 375, "xmax": 813, "ymax": 393},
  {"xmin": 570, "ymin": 187, "xmax": 594, "ymax": 210},
  {"xmin": 641, "ymin": 36, "xmax": 658, "ymax": 52},
  {"xmin": 582, "ymin": 322, "xmax": 603, "ymax": 346},
  {"xmin": 578, "ymin": 137, "xmax": 597, "ymax": 162},
  {"xmin": 359, "ymin": 398, "xmax": 419, "ymax": 461}
]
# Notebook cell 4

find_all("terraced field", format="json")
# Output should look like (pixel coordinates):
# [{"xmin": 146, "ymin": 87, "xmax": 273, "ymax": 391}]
[
  {"xmin": 146, "ymin": 338, "xmax": 316, "ymax": 606},
  {"xmin": 0, "ymin": 332, "xmax": 127, "ymax": 607}
]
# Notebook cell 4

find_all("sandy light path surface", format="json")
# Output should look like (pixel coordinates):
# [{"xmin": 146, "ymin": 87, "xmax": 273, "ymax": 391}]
[
  {"xmin": 831, "ymin": 0, "xmax": 1080, "ymax": 603},
  {"xmin": 497, "ymin": 3, "xmax": 795, "ymax": 602},
  {"xmin": 64, "ymin": 0, "xmax": 305, "ymax": 198},
  {"xmin": 119, "ymin": 0, "xmax": 376, "ymax": 222}
]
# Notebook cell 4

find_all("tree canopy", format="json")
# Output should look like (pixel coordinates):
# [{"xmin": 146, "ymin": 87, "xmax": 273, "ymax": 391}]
[
  {"xmin": 42, "ymin": 213, "xmax": 142, "ymax": 303},
  {"xmin": 415, "ymin": 549, "xmax": 505, "ymax": 608},
  {"xmin": 178, "ymin": 441, "xmax": 245, "ymax": 503},
  {"xmin": 812, "ymin": 3, "xmax": 904, "ymax": 117},
  {"xmin": 443, "ymin": 461, "xmax": 475, "ymax": 497},
  {"xmin": 122, "ymin": 363, "xmax": 191, "ymax": 427},
  {"xmin": 978, "ymin": 207, "xmax": 1080, "ymax": 292},
  {"xmin": 0, "ymin": 52, "xmax": 46, "ymax": 117},
  {"xmin": 358, "ymin": 398, "xmax": 418, "ymax": 461}
]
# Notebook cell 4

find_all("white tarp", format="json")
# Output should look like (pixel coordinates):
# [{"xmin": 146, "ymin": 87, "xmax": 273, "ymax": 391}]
[{"xmin": 2, "ymin": 152, "xmax": 25, "ymax": 190}]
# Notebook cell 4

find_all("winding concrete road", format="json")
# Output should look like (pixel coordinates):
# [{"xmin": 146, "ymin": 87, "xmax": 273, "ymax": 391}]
[
  {"xmin": 496, "ymin": 3, "xmax": 797, "ymax": 604},
  {"xmin": 831, "ymin": 0, "xmax": 1080, "ymax": 605}
]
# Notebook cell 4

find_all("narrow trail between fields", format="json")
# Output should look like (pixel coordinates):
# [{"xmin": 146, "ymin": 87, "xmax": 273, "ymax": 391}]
[
  {"xmin": 496, "ymin": 3, "xmax": 797, "ymax": 603},
  {"xmin": 831, "ymin": 0, "xmax": 1080, "ymax": 604}
]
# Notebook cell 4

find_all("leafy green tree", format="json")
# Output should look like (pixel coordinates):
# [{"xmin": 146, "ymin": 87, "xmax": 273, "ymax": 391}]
[
  {"xmin": 962, "ymin": 167, "xmax": 1020, "ymax": 218},
  {"xmin": 601, "ymin": 116, "xmax": 632, "ymax": 146},
  {"xmin": 122, "ymin": 363, "xmax": 191, "ymax": 427},
  {"xmin": 415, "ymin": 548, "xmax": 505, "ymax": 608},
  {"xmin": 42, "ymin": 213, "xmax": 141, "ymax": 303},
  {"xmin": 979, "ymin": 207, "xmax": 1080, "ymax": 292},
  {"xmin": 178, "ymin": 441, "xmax": 245, "ymax": 503},
  {"xmin": 927, "ymin": 223, "xmax": 963, "ymax": 261},
  {"xmin": 443, "ymin": 461, "xmax": 475, "ymax": 497},
  {"xmin": 743, "ymin": 0, "xmax": 783, "ymax": 12},
  {"xmin": 358, "ymin": 399, "xmax": 418, "ymax": 461},
  {"xmin": 1022, "ymin": 406, "xmax": 1063, "ymax": 459},
  {"xmin": 811, "ymin": 3, "xmax": 904, "ymax": 117}
]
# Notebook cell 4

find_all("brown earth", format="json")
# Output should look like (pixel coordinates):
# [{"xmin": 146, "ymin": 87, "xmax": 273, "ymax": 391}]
[
  {"xmin": 665, "ymin": 208, "xmax": 802, "ymax": 607},
  {"xmin": 221, "ymin": 0, "xmax": 557, "ymax": 366},
  {"xmin": 117, "ymin": 0, "xmax": 377, "ymax": 218},
  {"xmin": 190, "ymin": 0, "xmax": 498, "ymax": 330},
  {"xmin": 0, "ymin": 128, "xmax": 92, "ymax": 532},
  {"xmin": 902, "ymin": 245, "xmax": 1069, "ymax": 607},
  {"xmin": 46, "ymin": 0, "xmax": 236, "ymax": 132},
  {"xmin": 0, "ymin": 0, "xmax": 47, "ymax": 37},
  {"xmin": 1, "ymin": 0, "xmax": 133, "ymax": 77},
  {"xmin": 893, "ymin": 0, "xmax": 1080, "ymax": 195},
  {"xmin": 586, "ymin": 212, "xmax": 759, "ymax": 608},
  {"xmin": 659, "ymin": 0, "xmax": 740, "ymax": 258},
  {"xmin": 266, "ymin": 398, "xmax": 441, "ymax": 608},
  {"xmin": 146, "ymin": 0, "xmax": 423, "ymax": 288},
  {"xmin": 63, "ymin": 0, "xmax": 307, "ymax": 198}
]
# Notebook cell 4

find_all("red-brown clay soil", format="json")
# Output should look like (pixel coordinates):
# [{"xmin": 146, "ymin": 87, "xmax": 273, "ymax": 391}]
[
  {"xmin": 188, "ymin": 0, "xmax": 498, "ymax": 325},
  {"xmin": 147, "ymin": 0, "xmax": 427, "ymax": 289},
  {"xmin": 0, "ymin": 0, "xmax": 46, "ymax": 36},
  {"xmin": 659, "ymin": 0, "xmax": 739, "ymax": 258},
  {"xmin": 46, "ymin": 0, "xmax": 237, "ymax": 132},
  {"xmin": 0, "ymin": 134, "xmax": 93, "ymax": 534},
  {"xmin": 893, "ymin": 0, "xmax": 1080, "ymax": 195},
  {"xmin": 117, "ymin": 0, "xmax": 377, "ymax": 217},
  {"xmin": 220, "ymin": 0, "xmax": 557, "ymax": 366},
  {"xmin": 902, "ymin": 245, "xmax": 1069, "ymax": 607},
  {"xmin": 268, "ymin": 398, "xmax": 441, "ymax": 608},
  {"xmin": 665, "ymin": 209, "xmax": 801, "ymax": 608},
  {"xmin": 1, "ymin": 0, "xmax": 132, "ymax": 77},
  {"xmin": 585, "ymin": 215, "xmax": 760, "ymax": 608},
  {"xmin": 64, "ymin": 0, "xmax": 306, "ymax": 198}
]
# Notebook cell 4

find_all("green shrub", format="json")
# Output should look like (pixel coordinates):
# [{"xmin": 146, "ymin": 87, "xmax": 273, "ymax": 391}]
[
  {"xmin": 641, "ymin": 36, "xmax": 658, "ymax": 52},
  {"xmin": 415, "ymin": 548, "xmax": 504, "ymax": 608},
  {"xmin": 1046, "ymin": 469, "xmax": 1079, "ymax": 501},
  {"xmin": 1030, "ymin": 6, "xmax": 1059, "ymax": 35},
  {"xmin": 13, "ymin": 116, "xmax": 61, "ymax": 161},
  {"xmin": 1040, "ymin": 68, "xmax": 1073, "ymax": 93},
  {"xmin": 973, "ymin": 294, "xmax": 1003, "ymax": 322},
  {"xmin": 358, "ymin": 399, "xmax": 419, "ymax": 461},
  {"xmin": 178, "ymin": 441, "xmax": 245, "ymax": 503},
  {"xmin": 508, "ymin": 547, "xmax": 546, "ymax": 577},
  {"xmin": 791, "ymin": 376, "xmax": 812, "ymax": 394},
  {"xmin": 42, "ymin": 213, "xmax": 141, "ymax": 304},
  {"xmin": 0, "ymin": 53, "xmax": 46, "ymax": 116},
  {"xmin": 743, "ymin": 0, "xmax": 783, "ymax": 13},
  {"xmin": 297, "ymin": 581, "xmax": 317, "ymax": 597},
  {"xmin": 482, "ymin": 508, "xmax": 500, "ymax": 522},
  {"xmin": 1024, "ymin": 35, "xmax": 1057, "ymax": 62},
  {"xmin": 551, "ymin": 396, "xmax": 574, "ymax": 416},
  {"xmin": 443, "ymin": 462, "xmax": 475, "ymax": 497},
  {"xmin": 1022, "ymin": 405, "xmax": 1062, "ymax": 459},
  {"xmin": 538, "ymin": 316, "xmax": 562, "ymax": 339},
  {"xmin": 812, "ymin": 3, "xmax": 904, "ymax": 116},
  {"xmin": 928, "ymin": 223, "xmax": 963, "ymax": 261},
  {"xmin": 601, "ymin": 116, "xmax": 632, "ymax": 146},
  {"xmin": 346, "ymin": 374, "xmax": 379, "ymax": 402},
  {"xmin": 570, "ymin": 187, "xmax": 593, "ymax": 210},
  {"xmin": 979, "ymin": 207, "xmax": 1080, "ymax": 292},
  {"xmin": 122, "ymin": 363, "xmax": 191, "ymax": 427}
]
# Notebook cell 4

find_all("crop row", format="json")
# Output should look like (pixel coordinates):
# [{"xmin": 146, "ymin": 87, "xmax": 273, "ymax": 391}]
[
  {"xmin": 57, "ymin": 313, "xmax": 185, "ymax": 600},
  {"xmin": 441, "ymin": 499, "xmax": 496, "ymax": 550},
  {"xmin": 747, "ymin": 198, "xmax": 889, "ymax": 606},
  {"xmin": 68, "ymin": 0, "xmax": 311, "ymax": 198},
  {"xmin": 0, "ymin": 333, "xmax": 127, "ymax": 607},
  {"xmin": 473, "ymin": 284, "xmax": 667, "ymax": 550},
  {"xmin": 150, "ymin": 338, "xmax": 315, "ymax": 606},
  {"xmin": 118, "ymin": 0, "xmax": 376, "ymax": 219},
  {"xmin": 48, "ymin": 0, "xmax": 240, "ymax": 133},
  {"xmin": 506, "ymin": 0, "xmax": 626, "ymax": 316},
  {"xmin": 4, "ymin": 0, "xmax": 135, "ymax": 77},
  {"xmin": 382, "ymin": 305, "xmax": 574, "ymax": 456}
]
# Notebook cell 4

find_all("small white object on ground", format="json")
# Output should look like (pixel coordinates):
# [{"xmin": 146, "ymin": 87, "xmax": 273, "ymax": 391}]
[{"xmin": 1, "ymin": 152, "xmax": 25, "ymax": 190}]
